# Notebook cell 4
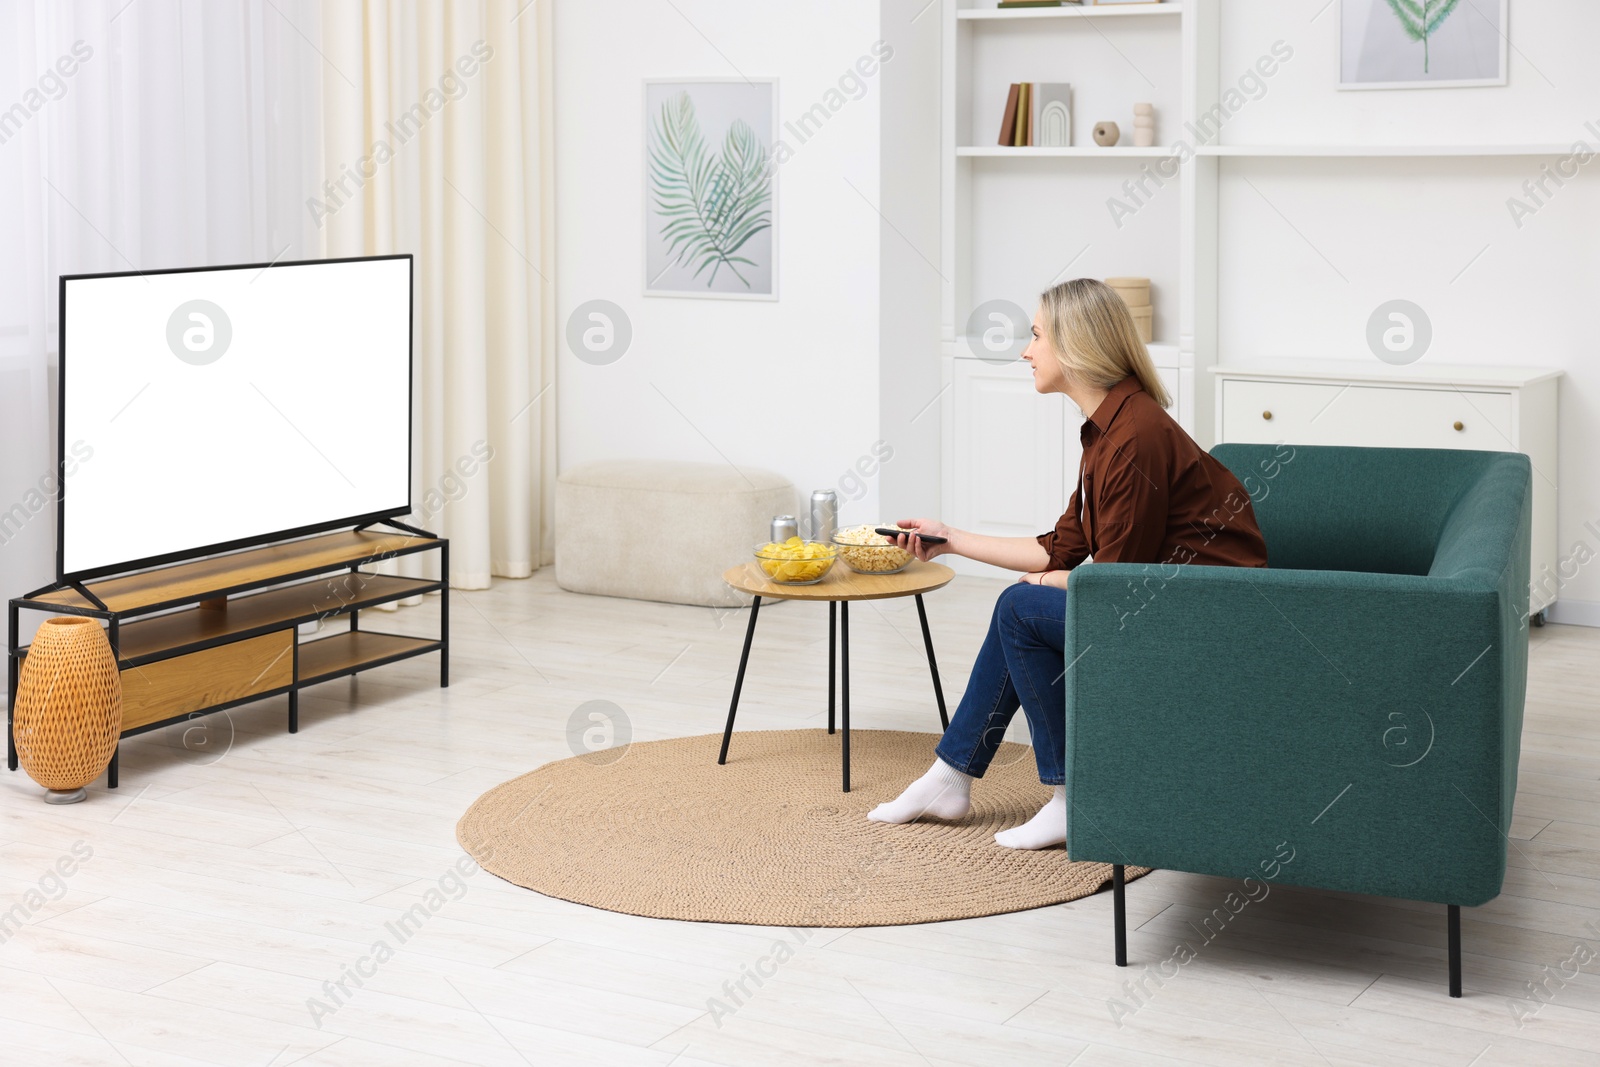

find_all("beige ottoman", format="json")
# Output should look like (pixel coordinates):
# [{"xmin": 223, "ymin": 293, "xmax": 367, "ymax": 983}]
[{"xmin": 556, "ymin": 460, "xmax": 797, "ymax": 607}]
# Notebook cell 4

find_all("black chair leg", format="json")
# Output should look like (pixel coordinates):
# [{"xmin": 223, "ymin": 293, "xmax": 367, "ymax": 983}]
[
  {"xmin": 1113, "ymin": 864, "xmax": 1127, "ymax": 967},
  {"xmin": 1448, "ymin": 904, "xmax": 1462, "ymax": 997},
  {"xmin": 914, "ymin": 594, "xmax": 948, "ymax": 730},
  {"xmin": 718, "ymin": 596, "xmax": 761, "ymax": 765},
  {"xmin": 828, "ymin": 601, "xmax": 836, "ymax": 735}
]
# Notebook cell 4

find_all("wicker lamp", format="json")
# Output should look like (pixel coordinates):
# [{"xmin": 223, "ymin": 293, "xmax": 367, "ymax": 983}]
[{"xmin": 13, "ymin": 616, "xmax": 122, "ymax": 804}]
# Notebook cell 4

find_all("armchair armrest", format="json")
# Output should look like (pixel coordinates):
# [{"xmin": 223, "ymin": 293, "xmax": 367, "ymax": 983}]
[{"xmin": 1063, "ymin": 563, "xmax": 1513, "ymax": 906}]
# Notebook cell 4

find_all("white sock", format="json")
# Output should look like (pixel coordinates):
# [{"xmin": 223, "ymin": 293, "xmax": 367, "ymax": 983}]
[
  {"xmin": 867, "ymin": 758, "xmax": 973, "ymax": 824},
  {"xmin": 994, "ymin": 785, "xmax": 1066, "ymax": 850}
]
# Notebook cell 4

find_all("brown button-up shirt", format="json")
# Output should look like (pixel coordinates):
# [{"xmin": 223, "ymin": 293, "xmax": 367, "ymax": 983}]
[{"xmin": 1037, "ymin": 375, "xmax": 1268, "ymax": 572}]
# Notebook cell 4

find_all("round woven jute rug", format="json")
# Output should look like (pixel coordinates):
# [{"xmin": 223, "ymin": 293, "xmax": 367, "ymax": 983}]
[{"xmin": 457, "ymin": 729, "xmax": 1149, "ymax": 927}]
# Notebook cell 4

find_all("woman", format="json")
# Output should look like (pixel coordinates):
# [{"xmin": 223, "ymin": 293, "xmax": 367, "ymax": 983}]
[{"xmin": 868, "ymin": 278, "xmax": 1268, "ymax": 849}]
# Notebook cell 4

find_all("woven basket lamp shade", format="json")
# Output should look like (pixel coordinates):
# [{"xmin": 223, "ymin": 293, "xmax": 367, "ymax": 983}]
[{"xmin": 13, "ymin": 616, "xmax": 122, "ymax": 804}]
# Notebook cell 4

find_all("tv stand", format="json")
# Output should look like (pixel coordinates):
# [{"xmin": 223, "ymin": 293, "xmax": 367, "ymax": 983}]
[{"xmin": 7, "ymin": 524, "xmax": 448, "ymax": 788}]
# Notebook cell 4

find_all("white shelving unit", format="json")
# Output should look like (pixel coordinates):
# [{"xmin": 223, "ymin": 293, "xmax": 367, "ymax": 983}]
[{"xmin": 939, "ymin": 0, "xmax": 1190, "ymax": 577}]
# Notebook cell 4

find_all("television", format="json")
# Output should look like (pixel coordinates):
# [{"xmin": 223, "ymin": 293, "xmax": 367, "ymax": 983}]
[{"xmin": 58, "ymin": 254, "xmax": 413, "ymax": 582}]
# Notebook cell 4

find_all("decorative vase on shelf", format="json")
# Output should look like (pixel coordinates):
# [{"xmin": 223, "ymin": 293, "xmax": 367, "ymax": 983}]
[
  {"xmin": 13, "ymin": 617, "xmax": 122, "ymax": 804},
  {"xmin": 1132, "ymin": 102, "xmax": 1155, "ymax": 147},
  {"xmin": 1093, "ymin": 122, "xmax": 1120, "ymax": 147}
]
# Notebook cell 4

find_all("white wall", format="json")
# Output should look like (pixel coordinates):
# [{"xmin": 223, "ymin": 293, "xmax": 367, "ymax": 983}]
[
  {"xmin": 1212, "ymin": 0, "xmax": 1600, "ymax": 620},
  {"xmin": 555, "ymin": 0, "xmax": 898, "ymax": 533},
  {"xmin": 876, "ymin": 1, "xmax": 943, "ymax": 528}
]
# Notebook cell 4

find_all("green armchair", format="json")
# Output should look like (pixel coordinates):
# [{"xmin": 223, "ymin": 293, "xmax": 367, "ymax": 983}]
[{"xmin": 1062, "ymin": 443, "xmax": 1532, "ymax": 997}]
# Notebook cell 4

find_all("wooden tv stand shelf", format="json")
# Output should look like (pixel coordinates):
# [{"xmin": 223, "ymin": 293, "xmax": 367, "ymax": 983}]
[{"xmin": 7, "ymin": 526, "xmax": 449, "ymax": 789}]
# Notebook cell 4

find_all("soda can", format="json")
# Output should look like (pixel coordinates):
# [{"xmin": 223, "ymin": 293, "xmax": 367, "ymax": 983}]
[
  {"xmin": 809, "ymin": 490, "xmax": 838, "ymax": 544},
  {"xmin": 770, "ymin": 515, "xmax": 799, "ymax": 543}
]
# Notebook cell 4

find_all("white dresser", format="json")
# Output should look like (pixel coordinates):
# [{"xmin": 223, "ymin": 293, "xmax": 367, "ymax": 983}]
[{"xmin": 1212, "ymin": 361, "xmax": 1561, "ymax": 617}]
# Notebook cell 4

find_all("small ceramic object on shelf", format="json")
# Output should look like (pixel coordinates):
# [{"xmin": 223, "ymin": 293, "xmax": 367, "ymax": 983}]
[
  {"xmin": 1132, "ymin": 102, "xmax": 1155, "ymax": 146},
  {"xmin": 1092, "ymin": 121, "xmax": 1120, "ymax": 147}
]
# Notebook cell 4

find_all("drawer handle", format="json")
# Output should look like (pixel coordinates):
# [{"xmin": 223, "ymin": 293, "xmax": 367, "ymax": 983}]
[
  {"xmin": 1453, "ymin": 421, "xmax": 1464, "ymax": 432},
  {"xmin": 1262, "ymin": 410, "xmax": 1273, "ymax": 421}
]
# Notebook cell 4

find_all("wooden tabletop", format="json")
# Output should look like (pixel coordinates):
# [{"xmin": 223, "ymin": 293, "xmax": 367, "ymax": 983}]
[{"xmin": 723, "ymin": 559, "xmax": 955, "ymax": 602}]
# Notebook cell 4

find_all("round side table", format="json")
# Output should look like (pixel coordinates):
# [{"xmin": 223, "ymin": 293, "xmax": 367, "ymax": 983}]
[{"xmin": 719, "ymin": 559, "xmax": 956, "ymax": 792}]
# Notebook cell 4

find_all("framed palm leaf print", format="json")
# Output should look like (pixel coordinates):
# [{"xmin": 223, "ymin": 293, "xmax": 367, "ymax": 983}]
[
  {"xmin": 1339, "ymin": 0, "xmax": 1509, "ymax": 90},
  {"xmin": 644, "ymin": 79, "xmax": 777, "ymax": 300}
]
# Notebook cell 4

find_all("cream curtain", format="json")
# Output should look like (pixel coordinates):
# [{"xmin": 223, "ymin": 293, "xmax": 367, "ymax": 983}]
[
  {"xmin": 318, "ymin": 0, "xmax": 557, "ymax": 589},
  {"xmin": 0, "ymin": 0, "xmax": 323, "ymax": 607}
]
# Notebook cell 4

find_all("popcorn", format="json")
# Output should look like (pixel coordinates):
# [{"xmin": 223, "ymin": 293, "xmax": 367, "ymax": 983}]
[{"xmin": 832, "ymin": 525, "xmax": 913, "ymax": 574}]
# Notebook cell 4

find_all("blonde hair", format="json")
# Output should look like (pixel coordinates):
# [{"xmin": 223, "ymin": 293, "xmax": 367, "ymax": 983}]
[{"xmin": 1038, "ymin": 278, "xmax": 1171, "ymax": 409}]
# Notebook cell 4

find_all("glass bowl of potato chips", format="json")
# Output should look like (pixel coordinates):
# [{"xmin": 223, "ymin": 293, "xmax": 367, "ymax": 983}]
[
  {"xmin": 831, "ymin": 524, "xmax": 914, "ymax": 575},
  {"xmin": 753, "ymin": 537, "xmax": 838, "ymax": 585}
]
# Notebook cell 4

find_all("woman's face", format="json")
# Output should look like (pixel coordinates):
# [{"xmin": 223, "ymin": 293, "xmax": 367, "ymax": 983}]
[{"xmin": 1021, "ymin": 308, "xmax": 1066, "ymax": 395}]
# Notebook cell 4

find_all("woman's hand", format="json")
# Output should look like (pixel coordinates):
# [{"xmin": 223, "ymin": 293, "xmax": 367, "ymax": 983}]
[
  {"xmin": 890, "ymin": 518, "xmax": 952, "ymax": 561},
  {"xmin": 1019, "ymin": 569, "xmax": 1069, "ymax": 589}
]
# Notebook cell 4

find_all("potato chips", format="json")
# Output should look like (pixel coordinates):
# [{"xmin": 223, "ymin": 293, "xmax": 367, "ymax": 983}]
[{"xmin": 754, "ymin": 536, "xmax": 837, "ymax": 583}]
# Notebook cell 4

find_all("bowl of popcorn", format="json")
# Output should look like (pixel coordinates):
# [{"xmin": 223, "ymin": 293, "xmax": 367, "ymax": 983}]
[
  {"xmin": 753, "ymin": 536, "xmax": 837, "ymax": 585},
  {"xmin": 831, "ymin": 524, "xmax": 915, "ymax": 575}
]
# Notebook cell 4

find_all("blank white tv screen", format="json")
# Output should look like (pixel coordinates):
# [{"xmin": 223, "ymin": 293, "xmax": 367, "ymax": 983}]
[{"xmin": 60, "ymin": 256, "xmax": 412, "ymax": 579}]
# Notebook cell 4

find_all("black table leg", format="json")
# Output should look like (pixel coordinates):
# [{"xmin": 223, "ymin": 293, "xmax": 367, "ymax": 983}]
[
  {"xmin": 827, "ymin": 601, "xmax": 836, "ymax": 735},
  {"xmin": 107, "ymin": 747, "xmax": 118, "ymax": 790},
  {"xmin": 914, "ymin": 594, "xmax": 948, "ymax": 730},
  {"xmin": 841, "ymin": 600, "xmax": 851, "ymax": 792},
  {"xmin": 718, "ymin": 596, "xmax": 762, "ymax": 765}
]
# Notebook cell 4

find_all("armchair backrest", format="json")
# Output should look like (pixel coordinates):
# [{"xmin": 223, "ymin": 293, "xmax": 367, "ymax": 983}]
[{"xmin": 1211, "ymin": 443, "xmax": 1528, "ymax": 585}]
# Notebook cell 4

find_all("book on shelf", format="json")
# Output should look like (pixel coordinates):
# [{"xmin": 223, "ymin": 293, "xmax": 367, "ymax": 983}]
[
  {"xmin": 998, "ymin": 83, "xmax": 1020, "ymax": 145},
  {"xmin": 997, "ymin": 82, "xmax": 1072, "ymax": 147}
]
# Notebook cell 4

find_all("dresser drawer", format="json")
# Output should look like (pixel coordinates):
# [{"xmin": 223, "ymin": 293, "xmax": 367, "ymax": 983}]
[
  {"xmin": 120, "ymin": 630, "xmax": 294, "ymax": 730},
  {"xmin": 1221, "ymin": 380, "xmax": 1514, "ymax": 451}
]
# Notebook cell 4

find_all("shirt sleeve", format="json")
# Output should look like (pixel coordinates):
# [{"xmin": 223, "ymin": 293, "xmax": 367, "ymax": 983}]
[
  {"xmin": 1037, "ymin": 476, "xmax": 1091, "ymax": 572},
  {"xmin": 1090, "ymin": 438, "xmax": 1170, "ymax": 565}
]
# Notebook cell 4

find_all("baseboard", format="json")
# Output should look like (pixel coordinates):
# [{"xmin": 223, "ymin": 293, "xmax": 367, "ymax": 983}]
[{"xmin": 1545, "ymin": 598, "xmax": 1600, "ymax": 628}]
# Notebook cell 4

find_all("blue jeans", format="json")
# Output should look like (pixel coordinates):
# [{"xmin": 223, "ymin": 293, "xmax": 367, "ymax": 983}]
[{"xmin": 934, "ymin": 582, "xmax": 1067, "ymax": 785}]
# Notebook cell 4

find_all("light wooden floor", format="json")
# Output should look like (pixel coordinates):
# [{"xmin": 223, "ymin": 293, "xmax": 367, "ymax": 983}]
[{"xmin": 3, "ymin": 570, "xmax": 1598, "ymax": 1066}]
